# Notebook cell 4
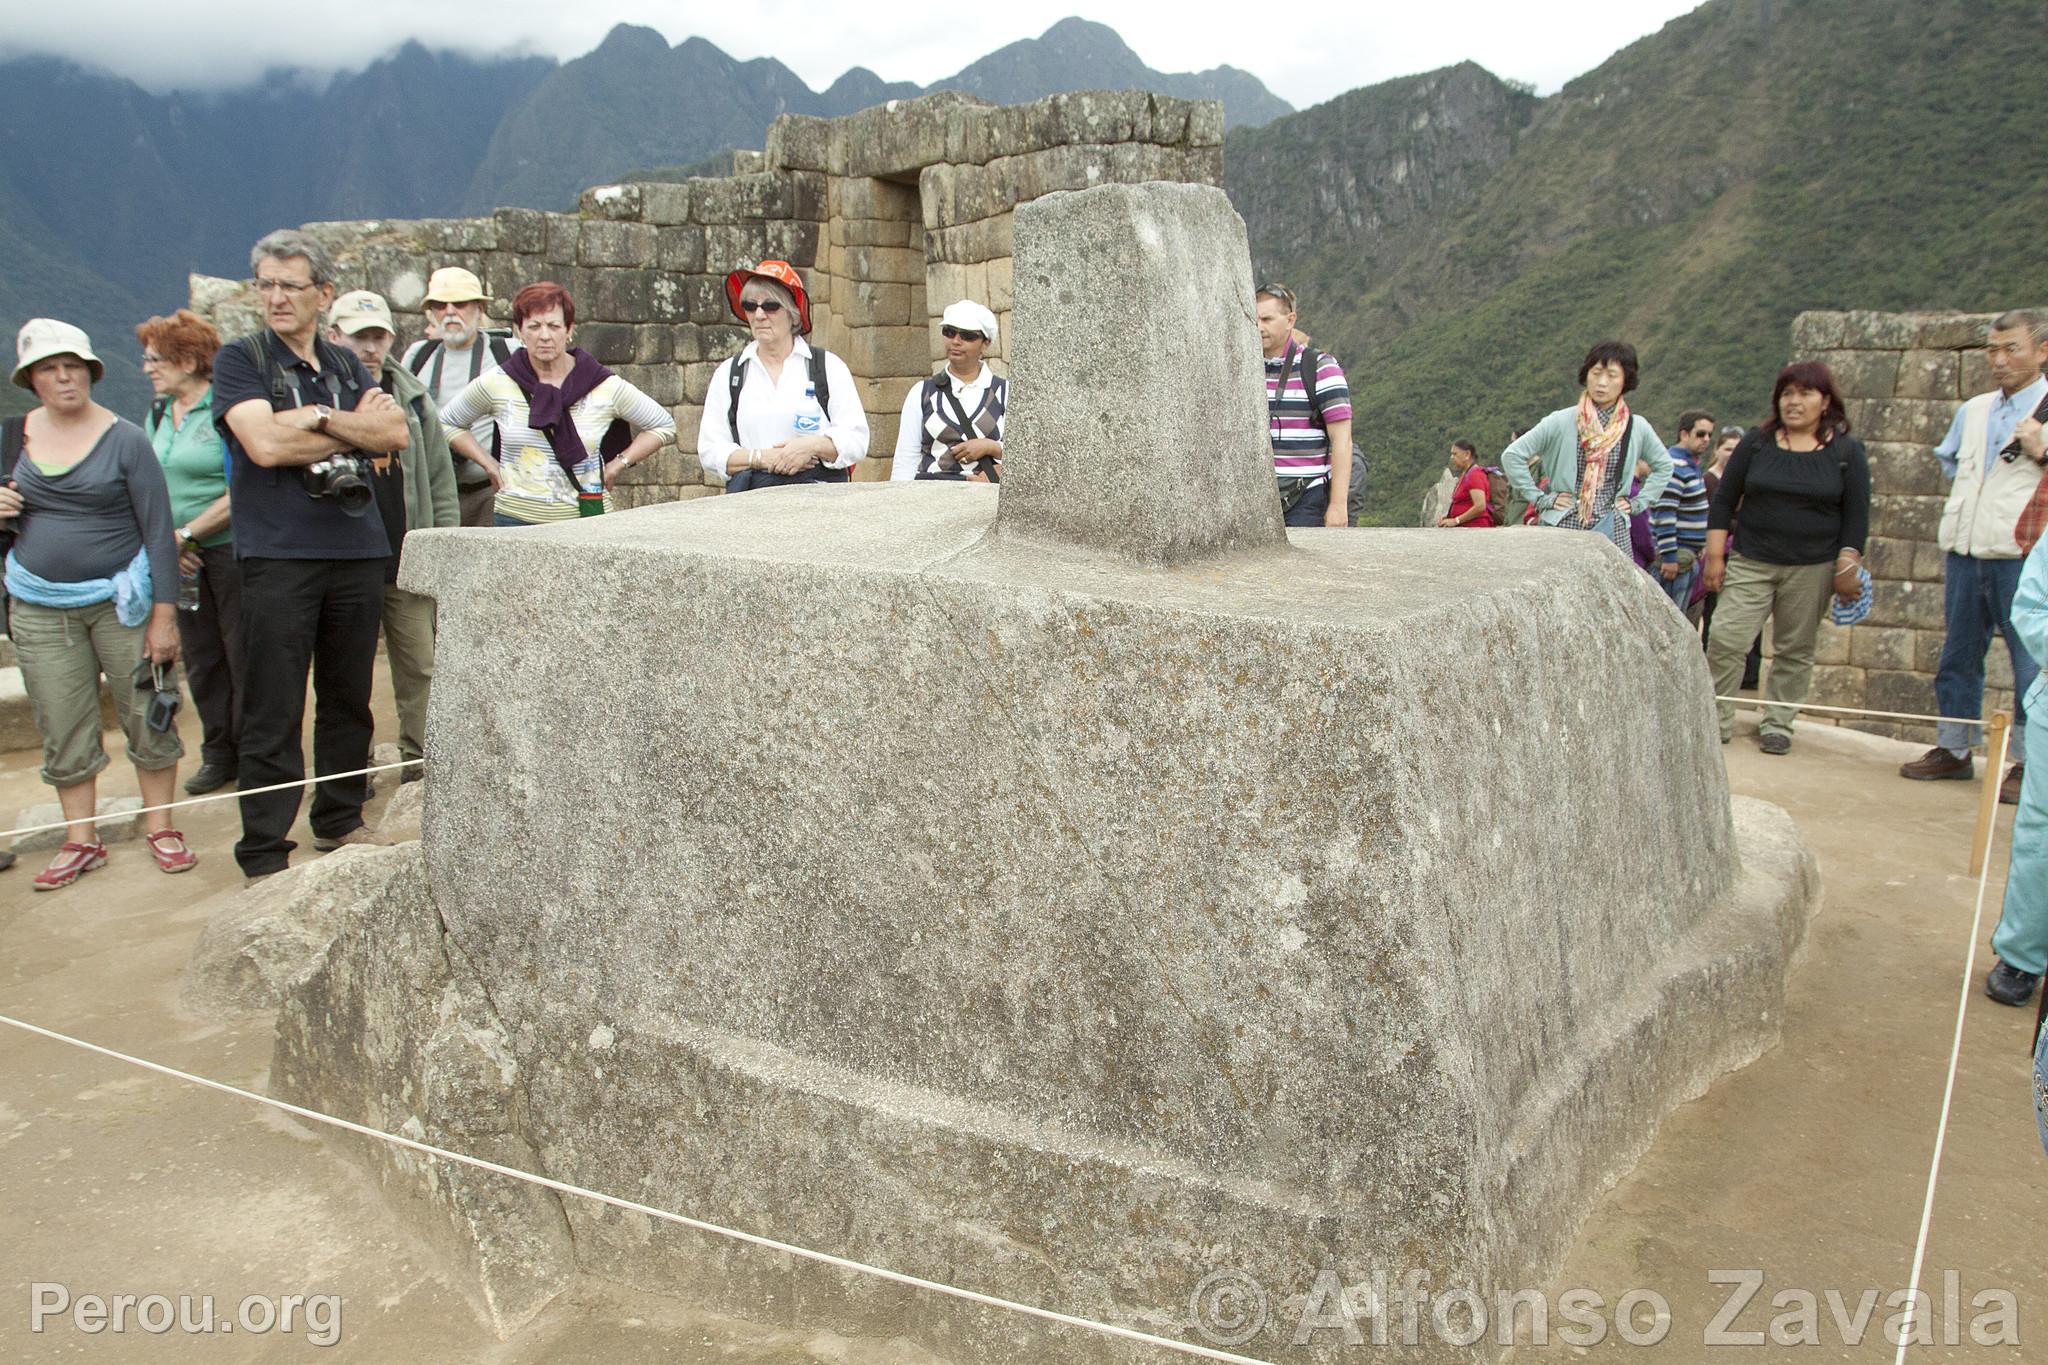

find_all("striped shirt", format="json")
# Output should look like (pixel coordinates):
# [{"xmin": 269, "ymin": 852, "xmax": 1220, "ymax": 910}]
[
  {"xmin": 441, "ymin": 369, "xmax": 675, "ymax": 524},
  {"xmin": 1651, "ymin": 448, "xmax": 1710, "ymax": 560},
  {"xmin": 1263, "ymin": 344, "xmax": 1352, "ymax": 480}
]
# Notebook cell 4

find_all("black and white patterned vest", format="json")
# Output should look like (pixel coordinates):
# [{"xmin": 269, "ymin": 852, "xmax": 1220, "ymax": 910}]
[{"xmin": 916, "ymin": 370, "xmax": 1007, "ymax": 481}]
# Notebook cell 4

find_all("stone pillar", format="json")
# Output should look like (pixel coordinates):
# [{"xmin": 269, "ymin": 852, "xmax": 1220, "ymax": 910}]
[{"xmin": 995, "ymin": 182, "xmax": 1286, "ymax": 564}]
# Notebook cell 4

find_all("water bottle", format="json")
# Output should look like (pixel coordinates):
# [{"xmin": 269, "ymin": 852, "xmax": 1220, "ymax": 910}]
[
  {"xmin": 793, "ymin": 383, "xmax": 824, "ymax": 436},
  {"xmin": 577, "ymin": 468, "xmax": 605, "ymax": 518},
  {"xmin": 177, "ymin": 560, "xmax": 202, "ymax": 612}
]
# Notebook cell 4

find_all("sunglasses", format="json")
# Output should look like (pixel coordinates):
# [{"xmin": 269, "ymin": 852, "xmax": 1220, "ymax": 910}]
[
  {"xmin": 739, "ymin": 299, "xmax": 785, "ymax": 315},
  {"xmin": 941, "ymin": 325, "xmax": 985, "ymax": 342},
  {"xmin": 1257, "ymin": 283, "xmax": 1296, "ymax": 307}
]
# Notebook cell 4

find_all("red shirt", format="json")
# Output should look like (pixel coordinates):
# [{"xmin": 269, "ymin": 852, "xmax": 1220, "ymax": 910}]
[{"xmin": 1449, "ymin": 466, "xmax": 1493, "ymax": 526}]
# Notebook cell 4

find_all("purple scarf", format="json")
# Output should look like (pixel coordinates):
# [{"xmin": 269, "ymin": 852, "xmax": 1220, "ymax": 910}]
[{"xmin": 502, "ymin": 348, "xmax": 613, "ymax": 482}]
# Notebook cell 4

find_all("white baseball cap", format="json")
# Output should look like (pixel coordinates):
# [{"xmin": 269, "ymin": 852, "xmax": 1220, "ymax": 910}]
[
  {"xmin": 12, "ymin": 317, "xmax": 103, "ymax": 390},
  {"xmin": 330, "ymin": 290, "xmax": 396, "ymax": 335},
  {"xmin": 940, "ymin": 299, "xmax": 998, "ymax": 346}
]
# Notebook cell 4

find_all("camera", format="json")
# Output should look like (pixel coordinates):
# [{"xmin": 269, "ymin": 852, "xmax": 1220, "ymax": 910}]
[{"xmin": 302, "ymin": 453, "xmax": 374, "ymax": 515}]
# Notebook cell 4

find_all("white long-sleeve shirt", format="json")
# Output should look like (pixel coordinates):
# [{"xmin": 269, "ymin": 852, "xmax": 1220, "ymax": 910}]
[{"xmin": 698, "ymin": 338, "xmax": 867, "ymax": 480}]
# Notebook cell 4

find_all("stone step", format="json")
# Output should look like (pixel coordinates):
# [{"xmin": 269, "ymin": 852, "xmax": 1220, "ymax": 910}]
[
  {"xmin": 12, "ymin": 796, "xmax": 145, "ymax": 852},
  {"xmin": 0, "ymin": 666, "xmax": 124, "ymax": 755}
]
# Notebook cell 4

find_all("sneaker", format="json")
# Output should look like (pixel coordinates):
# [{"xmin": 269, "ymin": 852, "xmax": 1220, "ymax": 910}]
[
  {"xmin": 32, "ymin": 841, "xmax": 108, "ymax": 891},
  {"xmin": 1986, "ymin": 960, "xmax": 2042, "ymax": 1007},
  {"xmin": 312, "ymin": 825, "xmax": 390, "ymax": 852},
  {"xmin": 1759, "ymin": 732, "xmax": 1791, "ymax": 755},
  {"xmin": 183, "ymin": 763, "xmax": 236, "ymax": 796},
  {"xmin": 2001, "ymin": 764, "xmax": 2025, "ymax": 806},
  {"xmin": 1900, "ymin": 747, "xmax": 1973, "ymax": 781}
]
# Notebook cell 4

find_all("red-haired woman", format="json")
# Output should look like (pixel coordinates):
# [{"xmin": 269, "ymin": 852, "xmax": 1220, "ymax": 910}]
[
  {"xmin": 1703, "ymin": 361, "xmax": 1870, "ymax": 754},
  {"xmin": 137, "ymin": 308, "xmax": 239, "ymax": 796},
  {"xmin": 442, "ymin": 281, "xmax": 674, "ymax": 526}
]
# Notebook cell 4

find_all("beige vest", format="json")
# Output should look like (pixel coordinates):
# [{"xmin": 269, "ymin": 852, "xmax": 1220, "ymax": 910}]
[{"xmin": 1937, "ymin": 392, "xmax": 2043, "ymax": 559}]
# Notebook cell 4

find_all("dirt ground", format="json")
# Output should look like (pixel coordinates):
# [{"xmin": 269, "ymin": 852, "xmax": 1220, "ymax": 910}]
[{"xmin": 0, "ymin": 681, "xmax": 2042, "ymax": 1363}]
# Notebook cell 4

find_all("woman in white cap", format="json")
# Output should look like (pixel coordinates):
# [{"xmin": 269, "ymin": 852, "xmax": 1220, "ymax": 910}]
[
  {"xmin": 700, "ymin": 260, "xmax": 867, "ymax": 491},
  {"xmin": 891, "ymin": 301, "xmax": 1006, "ymax": 482},
  {"xmin": 0, "ymin": 319, "xmax": 194, "ymax": 888}
]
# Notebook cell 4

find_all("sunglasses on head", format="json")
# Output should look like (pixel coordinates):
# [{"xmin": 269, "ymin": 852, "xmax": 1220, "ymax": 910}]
[
  {"xmin": 739, "ymin": 299, "xmax": 784, "ymax": 315},
  {"xmin": 941, "ymin": 325, "xmax": 985, "ymax": 342},
  {"xmin": 1258, "ymin": 283, "xmax": 1296, "ymax": 307}
]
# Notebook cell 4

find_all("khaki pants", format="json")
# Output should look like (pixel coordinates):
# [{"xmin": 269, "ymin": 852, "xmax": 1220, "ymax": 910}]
[
  {"xmin": 10, "ymin": 598, "xmax": 184, "ymax": 787},
  {"xmin": 380, "ymin": 585, "xmax": 436, "ymax": 764},
  {"xmin": 1707, "ymin": 557, "xmax": 1834, "ymax": 741}
]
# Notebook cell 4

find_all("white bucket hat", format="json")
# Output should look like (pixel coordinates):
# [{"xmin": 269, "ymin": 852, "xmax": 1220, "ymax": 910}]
[
  {"xmin": 330, "ymin": 290, "xmax": 397, "ymax": 335},
  {"xmin": 940, "ymin": 299, "xmax": 998, "ymax": 346},
  {"xmin": 13, "ymin": 317, "xmax": 104, "ymax": 390}
]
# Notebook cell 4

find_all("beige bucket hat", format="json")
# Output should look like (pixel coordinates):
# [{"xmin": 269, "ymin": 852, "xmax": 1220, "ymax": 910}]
[
  {"xmin": 424, "ymin": 267, "xmax": 488, "ymax": 305},
  {"xmin": 12, "ymin": 317, "xmax": 104, "ymax": 390}
]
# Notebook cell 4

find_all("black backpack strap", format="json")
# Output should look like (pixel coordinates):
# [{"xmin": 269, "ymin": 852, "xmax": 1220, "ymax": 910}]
[
  {"xmin": 808, "ymin": 345, "xmax": 831, "ymax": 412},
  {"xmin": 1, "ymin": 415, "xmax": 22, "ymax": 480},
  {"xmin": 488, "ymin": 337, "xmax": 514, "ymax": 371},
  {"xmin": 149, "ymin": 395, "xmax": 171, "ymax": 432},
  {"xmin": 406, "ymin": 336, "xmax": 442, "ymax": 377},
  {"xmin": 727, "ymin": 354, "xmax": 748, "ymax": 443},
  {"xmin": 1296, "ymin": 344, "xmax": 1324, "ymax": 430}
]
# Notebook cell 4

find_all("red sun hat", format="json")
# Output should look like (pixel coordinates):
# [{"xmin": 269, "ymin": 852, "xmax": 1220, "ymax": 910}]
[{"xmin": 724, "ymin": 260, "xmax": 812, "ymax": 335}]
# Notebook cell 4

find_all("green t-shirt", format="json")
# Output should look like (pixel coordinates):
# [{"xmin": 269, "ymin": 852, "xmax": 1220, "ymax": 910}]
[{"xmin": 145, "ymin": 387, "xmax": 232, "ymax": 549}]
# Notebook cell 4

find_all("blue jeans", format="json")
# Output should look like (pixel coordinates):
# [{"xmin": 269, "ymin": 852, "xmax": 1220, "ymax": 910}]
[
  {"xmin": 1936, "ymin": 553, "xmax": 2036, "ymax": 760},
  {"xmin": 1660, "ymin": 562, "xmax": 1701, "ymax": 611},
  {"xmin": 1281, "ymin": 479, "xmax": 1330, "ymax": 528}
]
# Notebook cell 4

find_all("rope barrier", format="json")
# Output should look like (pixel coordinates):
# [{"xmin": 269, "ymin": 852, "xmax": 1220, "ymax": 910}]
[
  {"xmin": 1892, "ymin": 720, "xmax": 2011, "ymax": 1364},
  {"xmin": 0, "ymin": 760, "xmax": 424, "ymax": 842},
  {"xmin": 1711, "ymin": 697, "xmax": 1990, "ymax": 728},
  {"xmin": 0, "ymin": 1012, "xmax": 1274, "ymax": 1365}
]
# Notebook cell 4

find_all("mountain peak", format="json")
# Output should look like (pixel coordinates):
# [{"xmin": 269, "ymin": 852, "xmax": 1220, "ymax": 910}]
[{"xmin": 594, "ymin": 24, "xmax": 670, "ymax": 57}]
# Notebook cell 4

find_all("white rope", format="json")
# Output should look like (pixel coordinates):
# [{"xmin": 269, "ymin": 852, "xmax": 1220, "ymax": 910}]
[
  {"xmin": 1893, "ymin": 720, "xmax": 2011, "ymax": 1363},
  {"xmin": 0, "ymin": 1012, "xmax": 1273, "ymax": 1365},
  {"xmin": 0, "ymin": 761, "xmax": 423, "ymax": 842},
  {"xmin": 1712, "ymin": 697, "xmax": 1989, "ymax": 728}
]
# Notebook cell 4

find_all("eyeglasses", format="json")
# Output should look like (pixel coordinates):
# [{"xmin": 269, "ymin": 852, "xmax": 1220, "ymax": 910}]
[
  {"xmin": 252, "ymin": 278, "xmax": 316, "ymax": 297},
  {"xmin": 739, "ymin": 299, "xmax": 784, "ymax": 315},
  {"xmin": 941, "ymin": 325, "xmax": 985, "ymax": 342},
  {"xmin": 1257, "ymin": 283, "xmax": 1296, "ymax": 307},
  {"xmin": 140, "ymin": 353, "xmax": 166, "ymax": 367}
]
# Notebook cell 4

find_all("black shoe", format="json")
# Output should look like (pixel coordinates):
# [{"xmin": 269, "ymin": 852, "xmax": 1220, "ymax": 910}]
[
  {"xmin": 1759, "ymin": 733, "xmax": 1791, "ymax": 755},
  {"xmin": 399, "ymin": 764, "xmax": 424, "ymax": 785},
  {"xmin": 1986, "ymin": 960, "xmax": 2041, "ymax": 1006},
  {"xmin": 184, "ymin": 763, "xmax": 236, "ymax": 796},
  {"xmin": 0, "ymin": 849, "xmax": 15, "ymax": 872}
]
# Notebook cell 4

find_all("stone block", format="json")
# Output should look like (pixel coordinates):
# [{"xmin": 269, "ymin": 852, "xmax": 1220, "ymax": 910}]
[
  {"xmin": 492, "ymin": 208, "xmax": 547, "ymax": 255},
  {"xmin": 481, "ymin": 254, "xmax": 543, "ymax": 306},
  {"xmin": 1916, "ymin": 311, "xmax": 1995, "ymax": 350},
  {"xmin": 1807, "ymin": 663, "xmax": 1865, "ymax": 708},
  {"xmin": 1849, "ymin": 626, "xmax": 1916, "ymax": 671},
  {"xmin": 1790, "ymin": 311, "xmax": 1848, "ymax": 353},
  {"xmin": 997, "ymin": 182, "xmax": 1283, "ymax": 564},
  {"xmin": 839, "ymin": 97, "xmax": 962, "ymax": 180},
  {"xmin": 1893, "ymin": 349, "xmax": 1960, "ymax": 400},
  {"xmin": 360, "ymin": 246, "xmax": 429, "ymax": 311},
  {"xmin": 927, "ymin": 215, "xmax": 1013, "ymax": 266},
  {"xmin": 1864, "ymin": 441, "xmax": 1949, "ymax": 498},
  {"xmin": 1962, "ymin": 350, "xmax": 1993, "ymax": 396},
  {"xmin": 841, "ymin": 280, "xmax": 913, "ymax": 327},
  {"xmin": 1867, "ymin": 578, "xmax": 1944, "ymax": 631},
  {"xmin": 690, "ymin": 173, "xmax": 795, "ymax": 225},
  {"xmin": 584, "ymin": 268, "xmax": 653, "ymax": 323},
  {"xmin": 376, "ymin": 778, "xmax": 424, "ymax": 843},
  {"xmin": 668, "ymin": 402, "xmax": 703, "ymax": 454},
  {"xmin": 11, "ymin": 795, "xmax": 141, "ymax": 852},
  {"xmin": 1187, "ymin": 98, "xmax": 1226, "ymax": 147},
  {"xmin": 1812, "ymin": 621, "xmax": 1850, "ymax": 665},
  {"xmin": 618, "ymin": 446, "xmax": 702, "ymax": 487},
  {"xmin": 840, "ymin": 244, "xmax": 925, "ymax": 286},
  {"xmin": 671, "ymin": 322, "xmax": 745, "ymax": 364},
  {"xmin": 765, "ymin": 219, "xmax": 823, "ymax": 266},
  {"xmin": 272, "ymin": 842, "xmax": 575, "ymax": 1338},
  {"xmin": 613, "ymin": 363, "xmax": 684, "ymax": 407},
  {"xmin": 639, "ymin": 182, "xmax": 693, "ymax": 226},
  {"xmin": 655, "ymin": 225, "xmax": 706, "ymax": 275},
  {"xmin": 543, "ymin": 215, "xmax": 581, "ymax": 266},
  {"xmin": 920, "ymin": 162, "xmax": 1001, "ymax": 227},
  {"xmin": 854, "ymin": 454, "xmax": 896, "ymax": 481},
  {"xmin": 578, "ymin": 183, "xmax": 643, "ymax": 221},
  {"xmin": 732, "ymin": 149, "xmax": 766, "ymax": 174},
  {"xmin": 1846, "ymin": 398, "xmax": 1955, "ymax": 447},
  {"xmin": 925, "ymin": 260, "xmax": 989, "ymax": 312},
  {"xmin": 1866, "ymin": 668, "xmax": 1938, "ymax": 717},
  {"xmin": 831, "ymin": 175, "xmax": 921, "ymax": 223},
  {"xmin": 1868, "ymin": 494, "xmax": 1945, "ymax": 541},
  {"xmin": 986, "ymin": 255, "xmax": 1014, "ymax": 314},
  {"xmin": 1823, "ymin": 350, "xmax": 1899, "ymax": 399},
  {"xmin": 1912, "ymin": 540, "xmax": 1949, "ymax": 580},
  {"xmin": 1840, "ymin": 309, "xmax": 1920, "ymax": 349},
  {"xmin": 634, "ymin": 325, "xmax": 675, "ymax": 366},
  {"xmin": 848, "ymin": 325, "xmax": 935, "ymax": 379},
  {"xmin": 574, "ymin": 322, "xmax": 636, "ymax": 366},
  {"xmin": 680, "ymin": 360, "xmax": 723, "ymax": 405},
  {"xmin": 1862, "ymin": 535, "xmax": 1915, "ymax": 581},
  {"xmin": 416, "ymin": 217, "xmax": 498, "ymax": 253},
  {"xmin": 767, "ymin": 115, "xmax": 836, "ymax": 173},
  {"xmin": 684, "ymin": 276, "xmax": 728, "ymax": 325},
  {"xmin": 1185, "ymin": 144, "xmax": 1226, "ymax": 187},
  {"xmin": 1916, "ymin": 629, "xmax": 1945, "ymax": 673},
  {"xmin": 835, "ymin": 217, "xmax": 912, "ymax": 249}
]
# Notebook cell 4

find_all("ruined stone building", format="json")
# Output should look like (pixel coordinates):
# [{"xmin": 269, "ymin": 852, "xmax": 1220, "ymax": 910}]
[{"xmin": 191, "ymin": 91, "xmax": 1223, "ymax": 500}]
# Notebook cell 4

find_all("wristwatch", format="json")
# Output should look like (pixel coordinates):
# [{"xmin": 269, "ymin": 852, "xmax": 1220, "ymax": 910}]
[
  {"xmin": 177, "ymin": 524, "xmax": 195, "ymax": 547},
  {"xmin": 314, "ymin": 405, "xmax": 334, "ymax": 433}
]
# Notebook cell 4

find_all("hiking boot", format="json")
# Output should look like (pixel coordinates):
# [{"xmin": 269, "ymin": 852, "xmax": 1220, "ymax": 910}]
[
  {"xmin": 183, "ymin": 762, "xmax": 236, "ymax": 796},
  {"xmin": 313, "ymin": 825, "xmax": 389, "ymax": 852},
  {"xmin": 2001, "ymin": 764, "xmax": 2025, "ymax": 806},
  {"xmin": 1899, "ymin": 747, "xmax": 1973, "ymax": 781},
  {"xmin": 1986, "ymin": 960, "xmax": 2042, "ymax": 1007},
  {"xmin": 1759, "ymin": 732, "xmax": 1791, "ymax": 756}
]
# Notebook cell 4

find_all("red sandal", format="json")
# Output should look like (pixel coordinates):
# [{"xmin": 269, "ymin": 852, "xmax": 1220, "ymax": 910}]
[
  {"xmin": 32, "ymin": 841, "xmax": 108, "ymax": 891},
  {"xmin": 145, "ymin": 829, "xmax": 198, "ymax": 874}
]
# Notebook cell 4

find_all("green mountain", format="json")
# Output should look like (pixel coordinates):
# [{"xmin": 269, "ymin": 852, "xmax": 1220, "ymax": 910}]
[{"xmin": 1228, "ymin": 0, "xmax": 2048, "ymax": 523}]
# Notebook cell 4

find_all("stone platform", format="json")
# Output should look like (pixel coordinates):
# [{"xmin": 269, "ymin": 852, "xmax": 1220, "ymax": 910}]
[{"xmin": 260, "ymin": 184, "xmax": 1817, "ymax": 1363}]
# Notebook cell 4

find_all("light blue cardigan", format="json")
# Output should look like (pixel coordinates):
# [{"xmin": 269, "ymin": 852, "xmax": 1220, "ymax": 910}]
[{"xmin": 1501, "ymin": 405, "xmax": 1673, "ymax": 526}]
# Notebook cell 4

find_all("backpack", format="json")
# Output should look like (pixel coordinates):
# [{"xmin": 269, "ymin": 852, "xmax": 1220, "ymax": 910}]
[
  {"xmin": 724, "ymin": 346, "xmax": 849, "ymax": 490},
  {"xmin": 407, "ymin": 332, "xmax": 515, "ymax": 462},
  {"xmin": 1477, "ymin": 466, "xmax": 1510, "ymax": 527},
  {"xmin": 1282, "ymin": 342, "xmax": 1364, "ymax": 525}
]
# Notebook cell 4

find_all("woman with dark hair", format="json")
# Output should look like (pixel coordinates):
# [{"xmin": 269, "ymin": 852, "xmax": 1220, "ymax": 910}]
[
  {"xmin": 1702, "ymin": 361, "xmax": 1870, "ymax": 754},
  {"xmin": 137, "ymin": 308, "xmax": 240, "ymax": 796},
  {"xmin": 1501, "ymin": 340, "xmax": 1672, "ymax": 555},
  {"xmin": 441, "ymin": 281, "xmax": 675, "ymax": 526}
]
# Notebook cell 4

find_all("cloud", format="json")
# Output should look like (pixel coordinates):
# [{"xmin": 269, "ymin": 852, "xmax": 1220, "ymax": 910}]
[{"xmin": 0, "ymin": 1, "xmax": 1704, "ymax": 107}]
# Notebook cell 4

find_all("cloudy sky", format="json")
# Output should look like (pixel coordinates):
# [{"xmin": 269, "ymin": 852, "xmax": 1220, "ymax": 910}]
[{"xmin": 0, "ymin": 2, "xmax": 1702, "ymax": 107}]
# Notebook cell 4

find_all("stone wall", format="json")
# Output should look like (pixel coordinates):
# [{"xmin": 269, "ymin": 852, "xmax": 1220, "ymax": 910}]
[
  {"xmin": 192, "ymin": 90, "xmax": 1222, "ymax": 505},
  {"xmin": 1789, "ymin": 308, "xmax": 2042, "ymax": 741}
]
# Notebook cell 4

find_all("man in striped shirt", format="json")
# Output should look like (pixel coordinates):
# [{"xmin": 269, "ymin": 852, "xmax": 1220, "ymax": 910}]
[
  {"xmin": 1256, "ymin": 285, "xmax": 1354, "ymax": 528},
  {"xmin": 1652, "ymin": 409, "xmax": 1714, "ymax": 614}
]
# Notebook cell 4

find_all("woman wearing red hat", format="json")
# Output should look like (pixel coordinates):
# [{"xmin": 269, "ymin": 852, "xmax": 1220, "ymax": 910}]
[{"xmin": 700, "ymin": 261, "xmax": 866, "ymax": 491}]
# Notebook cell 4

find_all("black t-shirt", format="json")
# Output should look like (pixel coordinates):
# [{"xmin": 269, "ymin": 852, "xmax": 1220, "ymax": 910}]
[
  {"xmin": 1707, "ymin": 429, "xmax": 1871, "ymax": 566},
  {"xmin": 211, "ymin": 331, "xmax": 394, "ymax": 562}
]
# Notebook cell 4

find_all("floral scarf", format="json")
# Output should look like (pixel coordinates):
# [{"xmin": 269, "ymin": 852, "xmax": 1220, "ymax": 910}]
[{"xmin": 1575, "ymin": 394, "xmax": 1631, "ymax": 523}]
